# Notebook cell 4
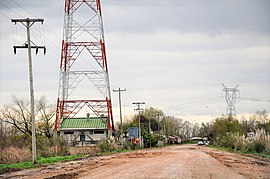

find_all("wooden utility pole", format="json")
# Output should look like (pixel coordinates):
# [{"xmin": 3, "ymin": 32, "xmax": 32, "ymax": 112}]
[
  {"xmin": 113, "ymin": 88, "xmax": 126, "ymax": 147},
  {"xmin": 157, "ymin": 113, "xmax": 161, "ymax": 135},
  {"xmin": 132, "ymin": 102, "xmax": 145, "ymax": 148},
  {"xmin": 11, "ymin": 18, "xmax": 46, "ymax": 164}
]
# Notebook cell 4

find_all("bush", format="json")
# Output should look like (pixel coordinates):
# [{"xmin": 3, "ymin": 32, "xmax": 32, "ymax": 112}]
[
  {"xmin": 1, "ymin": 134, "xmax": 31, "ymax": 149},
  {"xmin": 214, "ymin": 129, "xmax": 270, "ymax": 154},
  {"xmin": 214, "ymin": 133, "xmax": 233, "ymax": 148},
  {"xmin": 251, "ymin": 141, "xmax": 265, "ymax": 153},
  {"xmin": 121, "ymin": 140, "xmax": 139, "ymax": 150},
  {"xmin": 36, "ymin": 136, "xmax": 70, "ymax": 157},
  {"xmin": 97, "ymin": 138, "xmax": 119, "ymax": 153}
]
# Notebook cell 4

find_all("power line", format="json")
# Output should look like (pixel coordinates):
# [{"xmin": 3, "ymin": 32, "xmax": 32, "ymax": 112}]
[
  {"xmin": 0, "ymin": 11, "xmax": 12, "ymax": 19},
  {"xmin": 10, "ymin": 0, "xmax": 61, "ymax": 41},
  {"xmin": 0, "ymin": 2, "xmax": 60, "ymax": 57},
  {"xmin": 239, "ymin": 97, "xmax": 270, "ymax": 103},
  {"xmin": 172, "ymin": 97, "xmax": 222, "ymax": 106},
  {"xmin": 0, "ymin": 1, "xmax": 132, "ymax": 96},
  {"xmin": 0, "ymin": 1, "xmax": 23, "ymax": 18}
]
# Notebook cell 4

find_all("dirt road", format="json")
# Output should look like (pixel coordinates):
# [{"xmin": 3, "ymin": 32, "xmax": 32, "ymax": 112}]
[{"xmin": 1, "ymin": 145, "xmax": 269, "ymax": 179}]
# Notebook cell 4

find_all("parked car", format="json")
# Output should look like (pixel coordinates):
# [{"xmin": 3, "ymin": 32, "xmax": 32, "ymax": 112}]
[{"xmin": 197, "ymin": 140, "xmax": 205, "ymax": 146}]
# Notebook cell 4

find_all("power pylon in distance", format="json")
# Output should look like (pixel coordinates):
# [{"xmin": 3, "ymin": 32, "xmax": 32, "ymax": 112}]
[
  {"xmin": 54, "ymin": 0, "xmax": 114, "ymax": 133},
  {"xmin": 221, "ymin": 83, "xmax": 240, "ymax": 117}
]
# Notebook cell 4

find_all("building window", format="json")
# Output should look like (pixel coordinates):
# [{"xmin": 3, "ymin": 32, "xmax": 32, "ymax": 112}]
[
  {"xmin": 64, "ymin": 131, "xmax": 74, "ymax": 135},
  {"xmin": 94, "ymin": 131, "xmax": 104, "ymax": 134}
]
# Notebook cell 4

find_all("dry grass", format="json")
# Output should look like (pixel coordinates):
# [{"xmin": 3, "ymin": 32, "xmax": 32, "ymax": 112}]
[
  {"xmin": 254, "ymin": 129, "xmax": 270, "ymax": 153},
  {"xmin": 0, "ymin": 145, "xmax": 101, "ymax": 164},
  {"xmin": 229, "ymin": 129, "xmax": 270, "ymax": 153},
  {"xmin": 69, "ymin": 146, "xmax": 101, "ymax": 156},
  {"xmin": 0, "ymin": 147, "xmax": 31, "ymax": 164}
]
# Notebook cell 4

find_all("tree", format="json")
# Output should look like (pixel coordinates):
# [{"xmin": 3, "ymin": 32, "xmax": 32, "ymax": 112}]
[
  {"xmin": 0, "ymin": 96, "xmax": 33, "ymax": 136},
  {"xmin": 212, "ymin": 116, "xmax": 242, "ymax": 137},
  {"xmin": 199, "ymin": 122, "xmax": 213, "ymax": 137},
  {"xmin": 161, "ymin": 116, "xmax": 183, "ymax": 137},
  {"xmin": 191, "ymin": 123, "xmax": 200, "ymax": 137},
  {"xmin": 0, "ymin": 96, "xmax": 55, "ymax": 139},
  {"xmin": 141, "ymin": 107, "xmax": 164, "ymax": 132},
  {"xmin": 253, "ymin": 110, "xmax": 270, "ymax": 133},
  {"xmin": 36, "ymin": 96, "xmax": 55, "ymax": 139}
]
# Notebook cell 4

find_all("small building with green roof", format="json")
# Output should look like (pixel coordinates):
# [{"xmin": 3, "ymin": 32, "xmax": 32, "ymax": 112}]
[{"xmin": 60, "ymin": 117, "xmax": 108, "ymax": 146}]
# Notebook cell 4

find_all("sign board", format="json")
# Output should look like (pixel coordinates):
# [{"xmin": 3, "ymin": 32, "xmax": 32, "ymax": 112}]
[{"xmin": 128, "ymin": 127, "xmax": 138, "ymax": 139}]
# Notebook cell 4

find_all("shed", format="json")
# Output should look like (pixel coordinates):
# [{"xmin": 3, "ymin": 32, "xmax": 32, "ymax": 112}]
[{"xmin": 60, "ymin": 117, "xmax": 108, "ymax": 146}]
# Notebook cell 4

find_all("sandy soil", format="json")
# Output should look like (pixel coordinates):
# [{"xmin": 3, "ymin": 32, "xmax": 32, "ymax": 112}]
[{"xmin": 0, "ymin": 144, "xmax": 269, "ymax": 179}]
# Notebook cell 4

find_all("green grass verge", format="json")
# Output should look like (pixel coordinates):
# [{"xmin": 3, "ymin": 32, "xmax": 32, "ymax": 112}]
[
  {"xmin": 208, "ymin": 145, "xmax": 270, "ymax": 159},
  {"xmin": 0, "ymin": 155, "xmax": 82, "ymax": 175},
  {"xmin": 182, "ymin": 140, "xmax": 198, "ymax": 144}
]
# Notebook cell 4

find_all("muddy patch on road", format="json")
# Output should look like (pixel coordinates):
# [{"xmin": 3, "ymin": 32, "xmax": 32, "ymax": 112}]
[
  {"xmin": 203, "ymin": 147, "xmax": 270, "ymax": 179},
  {"xmin": 119, "ymin": 151, "xmax": 169, "ymax": 159},
  {"xmin": 44, "ymin": 173, "xmax": 78, "ymax": 179}
]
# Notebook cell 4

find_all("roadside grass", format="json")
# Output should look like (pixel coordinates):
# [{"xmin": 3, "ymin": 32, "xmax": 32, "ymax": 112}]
[
  {"xmin": 0, "ymin": 155, "xmax": 82, "ymax": 175},
  {"xmin": 182, "ymin": 140, "xmax": 197, "ymax": 144},
  {"xmin": 208, "ymin": 145, "xmax": 270, "ymax": 159}
]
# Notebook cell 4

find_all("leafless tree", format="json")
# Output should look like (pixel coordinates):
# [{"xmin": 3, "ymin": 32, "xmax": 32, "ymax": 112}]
[
  {"xmin": 0, "ymin": 96, "xmax": 33, "ymax": 136},
  {"xmin": 0, "ymin": 96, "xmax": 55, "ymax": 138},
  {"xmin": 36, "ymin": 96, "xmax": 55, "ymax": 139}
]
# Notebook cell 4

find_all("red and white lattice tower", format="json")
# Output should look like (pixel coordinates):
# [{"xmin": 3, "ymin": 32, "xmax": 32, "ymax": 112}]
[{"xmin": 54, "ymin": 0, "xmax": 114, "ymax": 132}]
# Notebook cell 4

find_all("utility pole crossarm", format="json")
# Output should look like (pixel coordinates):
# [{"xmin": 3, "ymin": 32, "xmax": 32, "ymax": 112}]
[
  {"xmin": 11, "ymin": 18, "xmax": 46, "ymax": 55},
  {"xmin": 13, "ymin": 45, "xmax": 46, "ymax": 55},
  {"xmin": 11, "ymin": 18, "xmax": 44, "ymax": 27}
]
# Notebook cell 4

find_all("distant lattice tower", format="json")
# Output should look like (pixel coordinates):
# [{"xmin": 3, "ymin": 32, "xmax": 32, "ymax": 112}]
[
  {"xmin": 222, "ymin": 83, "xmax": 240, "ymax": 117},
  {"xmin": 54, "ymin": 0, "xmax": 114, "ymax": 132}
]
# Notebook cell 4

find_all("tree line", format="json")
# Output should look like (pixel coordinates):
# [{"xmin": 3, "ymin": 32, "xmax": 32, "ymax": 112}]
[{"xmin": 1, "ymin": 96, "xmax": 269, "ymax": 163}]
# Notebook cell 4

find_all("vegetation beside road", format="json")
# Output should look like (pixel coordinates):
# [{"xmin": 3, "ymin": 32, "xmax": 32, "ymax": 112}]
[
  {"xmin": 200, "ymin": 110, "xmax": 270, "ymax": 157},
  {"xmin": 176, "ymin": 110, "xmax": 270, "ymax": 160},
  {"xmin": 209, "ymin": 145, "xmax": 270, "ymax": 159},
  {"xmin": 0, "ymin": 155, "xmax": 81, "ymax": 174},
  {"xmin": 0, "ymin": 96, "xmax": 269, "ymax": 174}
]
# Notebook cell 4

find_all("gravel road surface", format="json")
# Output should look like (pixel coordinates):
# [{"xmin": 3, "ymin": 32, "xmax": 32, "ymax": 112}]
[{"xmin": 1, "ymin": 144, "xmax": 269, "ymax": 179}]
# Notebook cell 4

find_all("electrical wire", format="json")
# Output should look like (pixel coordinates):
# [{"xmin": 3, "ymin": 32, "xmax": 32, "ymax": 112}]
[
  {"xmin": 168, "ymin": 97, "xmax": 224, "ymax": 110},
  {"xmin": 239, "ymin": 97, "xmax": 270, "ymax": 103},
  {"xmin": 0, "ymin": 3, "xmax": 60, "ymax": 57},
  {"xmin": 0, "ymin": 2, "xmax": 23, "ymax": 18},
  {"xmin": 0, "ymin": 11, "xmax": 11, "ymax": 19},
  {"xmin": 10, "ymin": 0, "xmax": 61, "ymax": 41},
  {"xmin": 5, "ymin": 0, "xmax": 110, "ymax": 74},
  {"xmin": 5, "ymin": 1, "xmax": 267, "ymax": 114}
]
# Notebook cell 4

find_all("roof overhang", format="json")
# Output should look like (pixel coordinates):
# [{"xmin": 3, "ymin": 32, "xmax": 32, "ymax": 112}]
[{"xmin": 60, "ymin": 128, "xmax": 108, "ymax": 131}]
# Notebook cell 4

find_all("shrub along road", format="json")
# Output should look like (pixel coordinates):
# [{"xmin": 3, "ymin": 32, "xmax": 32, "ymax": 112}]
[{"xmin": 0, "ymin": 144, "xmax": 269, "ymax": 179}]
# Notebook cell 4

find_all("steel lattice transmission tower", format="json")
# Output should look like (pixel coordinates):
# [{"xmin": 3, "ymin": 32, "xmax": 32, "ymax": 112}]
[
  {"xmin": 54, "ymin": 0, "xmax": 114, "ymax": 132},
  {"xmin": 222, "ymin": 83, "xmax": 240, "ymax": 116}
]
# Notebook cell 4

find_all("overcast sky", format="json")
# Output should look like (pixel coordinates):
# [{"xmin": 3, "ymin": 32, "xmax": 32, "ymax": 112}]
[{"xmin": 0, "ymin": 0, "xmax": 269, "ymax": 123}]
